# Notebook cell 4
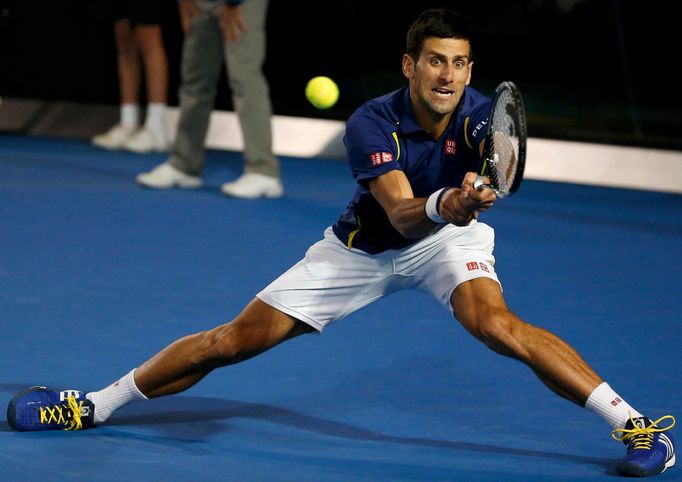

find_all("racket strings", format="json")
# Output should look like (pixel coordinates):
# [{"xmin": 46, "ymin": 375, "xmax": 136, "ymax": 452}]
[{"xmin": 490, "ymin": 89, "xmax": 521, "ymax": 193}]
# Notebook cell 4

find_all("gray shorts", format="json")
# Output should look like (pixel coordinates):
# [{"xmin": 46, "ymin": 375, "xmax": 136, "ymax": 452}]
[{"xmin": 257, "ymin": 221, "xmax": 500, "ymax": 331}]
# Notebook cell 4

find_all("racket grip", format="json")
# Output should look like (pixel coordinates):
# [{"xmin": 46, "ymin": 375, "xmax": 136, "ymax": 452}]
[{"xmin": 473, "ymin": 175, "xmax": 492, "ymax": 191}]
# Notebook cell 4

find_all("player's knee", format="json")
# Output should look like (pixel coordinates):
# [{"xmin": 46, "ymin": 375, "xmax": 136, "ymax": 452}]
[
  {"xmin": 195, "ymin": 323, "xmax": 245, "ymax": 367},
  {"xmin": 475, "ymin": 309, "xmax": 527, "ymax": 357}
]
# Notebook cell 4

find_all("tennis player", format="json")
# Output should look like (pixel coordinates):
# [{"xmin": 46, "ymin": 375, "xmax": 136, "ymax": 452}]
[{"xmin": 8, "ymin": 8, "xmax": 675, "ymax": 477}]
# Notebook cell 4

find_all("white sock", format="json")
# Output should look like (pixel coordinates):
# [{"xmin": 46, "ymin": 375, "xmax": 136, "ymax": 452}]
[
  {"xmin": 120, "ymin": 104, "xmax": 140, "ymax": 131},
  {"xmin": 86, "ymin": 369, "xmax": 147, "ymax": 424},
  {"xmin": 585, "ymin": 382, "xmax": 644, "ymax": 429},
  {"xmin": 144, "ymin": 102, "xmax": 166, "ymax": 135}
]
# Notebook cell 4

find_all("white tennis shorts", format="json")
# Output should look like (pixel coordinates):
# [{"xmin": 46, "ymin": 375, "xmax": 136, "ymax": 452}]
[{"xmin": 256, "ymin": 221, "xmax": 500, "ymax": 331}]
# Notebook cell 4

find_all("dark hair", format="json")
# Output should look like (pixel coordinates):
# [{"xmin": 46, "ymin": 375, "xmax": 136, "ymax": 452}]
[{"xmin": 406, "ymin": 8, "xmax": 474, "ymax": 60}]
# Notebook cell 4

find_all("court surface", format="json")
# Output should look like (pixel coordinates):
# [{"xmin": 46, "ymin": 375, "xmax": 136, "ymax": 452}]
[{"xmin": 1, "ymin": 134, "xmax": 681, "ymax": 481}]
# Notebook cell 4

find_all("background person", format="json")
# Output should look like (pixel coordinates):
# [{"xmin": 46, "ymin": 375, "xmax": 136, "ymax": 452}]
[
  {"xmin": 92, "ymin": 0, "xmax": 171, "ymax": 153},
  {"xmin": 136, "ymin": 0, "xmax": 282, "ymax": 199}
]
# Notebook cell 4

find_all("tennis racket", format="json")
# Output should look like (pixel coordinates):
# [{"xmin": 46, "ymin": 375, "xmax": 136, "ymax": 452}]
[{"xmin": 473, "ymin": 81, "xmax": 527, "ymax": 197}]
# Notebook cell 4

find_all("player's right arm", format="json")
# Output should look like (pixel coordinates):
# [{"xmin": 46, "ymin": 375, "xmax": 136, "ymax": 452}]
[
  {"xmin": 369, "ymin": 170, "xmax": 496, "ymax": 239},
  {"xmin": 369, "ymin": 171, "xmax": 490, "ymax": 238},
  {"xmin": 369, "ymin": 170, "xmax": 435, "ymax": 239}
]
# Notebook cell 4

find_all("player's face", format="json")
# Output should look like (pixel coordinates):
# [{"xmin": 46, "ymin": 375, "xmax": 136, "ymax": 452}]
[{"xmin": 403, "ymin": 37, "xmax": 473, "ymax": 117}]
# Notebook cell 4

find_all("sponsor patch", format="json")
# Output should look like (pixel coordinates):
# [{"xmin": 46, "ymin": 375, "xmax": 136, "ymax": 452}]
[
  {"xmin": 445, "ymin": 139, "xmax": 456, "ymax": 155},
  {"xmin": 480, "ymin": 262, "xmax": 489, "ymax": 273},
  {"xmin": 466, "ymin": 261, "xmax": 479, "ymax": 271},
  {"xmin": 370, "ymin": 151, "xmax": 394, "ymax": 167}
]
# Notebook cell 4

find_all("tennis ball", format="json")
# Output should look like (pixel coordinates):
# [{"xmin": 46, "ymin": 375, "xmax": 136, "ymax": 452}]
[{"xmin": 305, "ymin": 76, "xmax": 339, "ymax": 109}]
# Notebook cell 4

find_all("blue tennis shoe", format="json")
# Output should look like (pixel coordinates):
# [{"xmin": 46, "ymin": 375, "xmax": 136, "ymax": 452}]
[
  {"xmin": 7, "ymin": 386, "xmax": 94, "ymax": 431},
  {"xmin": 612, "ymin": 415, "xmax": 676, "ymax": 477}
]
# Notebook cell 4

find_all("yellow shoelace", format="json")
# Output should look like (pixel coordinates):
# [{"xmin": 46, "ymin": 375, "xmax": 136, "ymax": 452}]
[
  {"xmin": 611, "ymin": 414, "xmax": 676, "ymax": 450},
  {"xmin": 39, "ymin": 395, "xmax": 85, "ymax": 430}
]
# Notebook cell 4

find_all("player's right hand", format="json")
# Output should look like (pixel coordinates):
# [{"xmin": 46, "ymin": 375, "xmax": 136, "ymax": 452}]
[{"xmin": 439, "ymin": 173, "xmax": 496, "ymax": 225}]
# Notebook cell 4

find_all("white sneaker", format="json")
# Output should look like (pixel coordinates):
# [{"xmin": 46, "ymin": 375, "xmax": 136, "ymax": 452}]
[
  {"xmin": 136, "ymin": 162, "xmax": 202, "ymax": 189},
  {"xmin": 92, "ymin": 124, "xmax": 135, "ymax": 150},
  {"xmin": 221, "ymin": 173, "xmax": 283, "ymax": 199},
  {"xmin": 125, "ymin": 127, "xmax": 169, "ymax": 153}
]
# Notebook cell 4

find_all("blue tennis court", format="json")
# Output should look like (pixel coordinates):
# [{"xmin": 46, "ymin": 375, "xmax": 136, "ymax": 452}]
[{"xmin": 1, "ymin": 134, "xmax": 681, "ymax": 481}]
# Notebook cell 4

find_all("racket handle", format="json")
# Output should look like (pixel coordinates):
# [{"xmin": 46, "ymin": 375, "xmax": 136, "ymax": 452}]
[{"xmin": 473, "ymin": 174, "xmax": 492, "ymax": 191}]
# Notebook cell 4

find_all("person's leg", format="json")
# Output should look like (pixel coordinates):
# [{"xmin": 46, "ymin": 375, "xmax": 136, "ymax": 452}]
[
  {"xmin": 451, "ymin": 277, "xmax": 676, "ymax": 476},
  {"xmin": 92, "ymin": 17, "xmax": 141, "ymax": 149},
  {"xmin": 224, "ymin": 0, "xmax": 278, "ymax": 179},
  {"xmin": 134, "ymin": 23, "xmax": 168, "ymax": 137},
  {"xmin": 452, "ymin": 277, "xmax": 604, "ymax": 404},
  {"xmin": 87, "ymin": 298, "xmax": 314, "ymax": 422},
  {"xmin": 169, "ymin": 11, "xmax": 224, "ymax": 175},
  {"xmin": 451, "ymin": 277, "xmax": 654, "ymax": 428},
  {"xmin": 114, "ymin": 18, "xmax": 141, "ymax": 130}
]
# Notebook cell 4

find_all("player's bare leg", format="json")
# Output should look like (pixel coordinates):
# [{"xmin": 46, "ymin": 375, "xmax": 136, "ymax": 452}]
[
  {"xmin": 135, "ymin": 298, "xmax": 314, "ymax": 398},
  {"xmin": 451, "ymin": 277, "xmax": 601, "ymax": 405},
  {"xmin": 451, "ymin": 277, "xmax": 676, "ymax": 476},
  {"xmin": 82, "ymin": 299, "xmax": 313, "ymax": 423}
]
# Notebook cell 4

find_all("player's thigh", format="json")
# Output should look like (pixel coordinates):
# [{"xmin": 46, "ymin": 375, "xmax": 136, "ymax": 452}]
[
  {"xmin": 450, "ymin": 277, "xmax": 508, "ymax": 329},
  {"xmin": 412, "ymin": 222, "xmax": 500, "ymax": 313},
  {"xmin": 227, "ymin": 298, "xmax": 314, "ymax": 351}
]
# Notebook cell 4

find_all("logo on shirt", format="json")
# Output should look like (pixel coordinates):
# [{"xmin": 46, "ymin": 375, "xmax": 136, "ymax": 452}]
[
  {"xmin": 471, "ymin": 119, "xmax": 487, "ymax": 139},
  {"xmin": 445, "ymin": 139, "xmax": 456, "ymax": 155},
  {"xmin": 370, "ymin": 151, "xmax": 394, "ymax": 167}
]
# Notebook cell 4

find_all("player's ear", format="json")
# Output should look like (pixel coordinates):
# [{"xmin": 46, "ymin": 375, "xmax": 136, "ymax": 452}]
[{"xmin": 402, "ymin": 53, "xmax": 414, "ymax": 79}]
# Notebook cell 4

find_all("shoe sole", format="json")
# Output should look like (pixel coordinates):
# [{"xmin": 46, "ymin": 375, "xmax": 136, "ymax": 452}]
[
  {"xmin": 221, "ymin": 187, "xmax": 284, "ymax": 199},
  {"xmin": 616, "ymin": 453, "xmax": 675, "ymax": 477},
  {"xmin": 92, "ymin": 141, "xmax": 125, "ymax": 150},
  {"xmin": 136, "ymin": 176, "xmax": 202, "ymax": 189},
  {"xmin": 137, "ymin": 181, "xmax": 202, "ymax": 189},
  {"xmin": 126, "ymin": 146, "xmax": 170, "ymax": 154}
]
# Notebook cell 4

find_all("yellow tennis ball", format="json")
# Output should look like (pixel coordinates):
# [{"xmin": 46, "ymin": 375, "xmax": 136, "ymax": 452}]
[{"xmin": 305, "ymin": 76, "xmax": 339, "ymax": 109}]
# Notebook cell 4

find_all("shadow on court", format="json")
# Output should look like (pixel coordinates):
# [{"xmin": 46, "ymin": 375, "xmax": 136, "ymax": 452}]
[{"xmin": 103, "ymin": 396, "xmax": 613, "ymax": 472}]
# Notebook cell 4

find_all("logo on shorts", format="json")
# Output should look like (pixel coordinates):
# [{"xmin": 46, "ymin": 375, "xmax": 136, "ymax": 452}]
[
  {"xmin": 445, "ymin": 139, "xmax": 456, "ymax": 155},
  {"xmin": 467, "ymin": 261, "xmax": 490, "ymax": 272},
  {"xmin": 370, "ymin": 151, "xmax": 394, "ymax": 167}
]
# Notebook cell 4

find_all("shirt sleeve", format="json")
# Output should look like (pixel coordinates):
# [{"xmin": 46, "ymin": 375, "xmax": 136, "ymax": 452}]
[
  {"xmin": 343, "ymin": 113, "xmax": 400, "ymax": 186},
  {"xmin": 465, "ymin": 99, "xmax": 491, "ymax": 152}
]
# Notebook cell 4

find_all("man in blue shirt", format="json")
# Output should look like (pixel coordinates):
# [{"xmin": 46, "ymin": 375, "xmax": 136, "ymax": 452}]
[{"xmin": 8, "ymin": 7, "xmax": 675, "ymax": 478}]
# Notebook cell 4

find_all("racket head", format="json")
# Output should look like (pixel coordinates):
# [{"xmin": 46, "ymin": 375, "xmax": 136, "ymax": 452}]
[{"xmin": 479, "ymin": 81, "xmax": 527, "ymax": 197}]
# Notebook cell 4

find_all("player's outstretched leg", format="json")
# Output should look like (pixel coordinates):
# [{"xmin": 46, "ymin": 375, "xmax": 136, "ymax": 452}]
[
  {"xmin": 612, "ymin": 415, "xmax": 676, "ymax": 477},
  {"xmin": 7, "ymin": 386, "xmax": 94, "ymax": 431},
  {"xmin": 7, "ymin": 299, "xmax": 311, "ymax": 430}
]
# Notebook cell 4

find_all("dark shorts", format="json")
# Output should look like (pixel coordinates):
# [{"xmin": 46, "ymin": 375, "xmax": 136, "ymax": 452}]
[{"xmin": 96, "ymin": 0, "xmax": 167, "ymax": 25}]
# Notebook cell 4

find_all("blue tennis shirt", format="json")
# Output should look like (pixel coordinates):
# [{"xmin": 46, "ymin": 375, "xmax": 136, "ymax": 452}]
[{"xmin": 332, "ymin": 86, "xmax": 491, "ymax": 254}]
